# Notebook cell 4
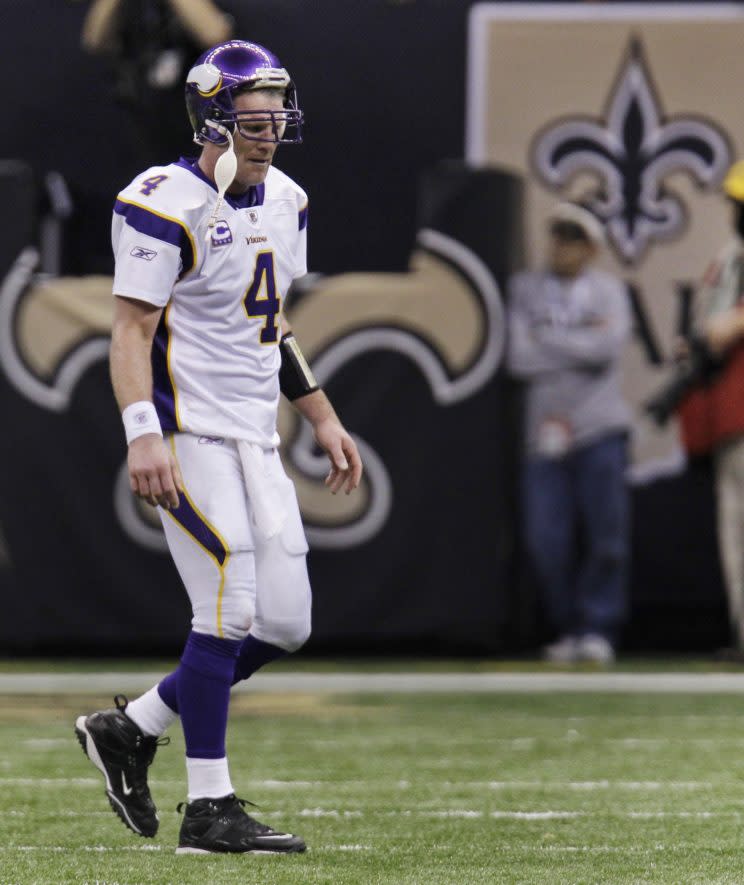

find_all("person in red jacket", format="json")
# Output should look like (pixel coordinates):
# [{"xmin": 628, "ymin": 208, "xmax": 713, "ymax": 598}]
[{"xmin": 679, "ymin": 160, "xmax": 744, "ymax": 657}]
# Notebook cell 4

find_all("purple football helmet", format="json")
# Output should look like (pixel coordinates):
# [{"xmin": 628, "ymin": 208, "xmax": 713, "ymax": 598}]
[{"xmin": 185, "ymin": 40, "xmax": 303, "ymax": 146}]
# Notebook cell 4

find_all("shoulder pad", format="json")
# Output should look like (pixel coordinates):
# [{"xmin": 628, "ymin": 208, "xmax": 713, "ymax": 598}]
[
  {"xmin": 117, "ymin": 164, "xmax": 208, "ymax": 224},
  {"xmin": 264, "ymin": 166, "xmax": 308, "ymax": 208}
]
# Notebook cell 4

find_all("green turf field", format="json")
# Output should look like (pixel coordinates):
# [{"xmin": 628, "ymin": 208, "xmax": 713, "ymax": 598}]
[{"xmin": 4, "ymin": 685, "xmax": 744, "ymax": 884}]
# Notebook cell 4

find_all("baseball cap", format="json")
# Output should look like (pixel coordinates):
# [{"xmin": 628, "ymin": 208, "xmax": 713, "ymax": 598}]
[{"xmin": 548, "ymin": 203, "xmax": 605, "ymax": 246}]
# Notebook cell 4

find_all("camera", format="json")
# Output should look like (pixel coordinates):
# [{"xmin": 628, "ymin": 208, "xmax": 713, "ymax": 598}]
[{"xmin": 644, "ymin": 335, "xmax": 723, "ymax": 426}]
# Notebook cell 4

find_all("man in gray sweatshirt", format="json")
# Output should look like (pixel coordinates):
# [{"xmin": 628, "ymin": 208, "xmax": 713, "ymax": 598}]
[{"xmin": 507, "ymin": 203, "xmax": 631, "ymax": 664}]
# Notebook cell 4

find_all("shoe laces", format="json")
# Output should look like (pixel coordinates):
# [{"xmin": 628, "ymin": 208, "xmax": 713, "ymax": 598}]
[
  {"xmin": 232, "ymin": 795, "xmax": 259, "ymax": 811},
  {"xmin": 111, "ymin": 693, "xmax": 169, "ymax": 767},
  {"xmin": 219, "ymin": 795, "xmax": 273, "ymax": 835},
  {"xmin": 120, "ymin": 735, "xmax": 168, "ymax": 795},
  {"xmin": 136, "ymin": 735, "xmax": 170, "ymax": 768},
  {"xmin": 176, "ymin": 794, "xmax": 259, "ymax": 815}
]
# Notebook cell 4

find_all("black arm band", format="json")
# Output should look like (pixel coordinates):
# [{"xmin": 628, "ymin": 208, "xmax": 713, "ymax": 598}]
[{"xmin": 279, "ymin": 332, "xmax": 320, "ymax": 400}]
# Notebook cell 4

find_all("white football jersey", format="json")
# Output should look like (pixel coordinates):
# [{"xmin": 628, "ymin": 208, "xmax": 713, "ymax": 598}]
[{"xmin": 111, "ymin": 159, "xmax": 308, "ymax": 448}]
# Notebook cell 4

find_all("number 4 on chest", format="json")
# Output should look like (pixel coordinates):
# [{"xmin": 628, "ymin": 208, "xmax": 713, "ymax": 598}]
[{"xmin": 243, "ymin": 251, "xmax": 281, "ymax": 344}]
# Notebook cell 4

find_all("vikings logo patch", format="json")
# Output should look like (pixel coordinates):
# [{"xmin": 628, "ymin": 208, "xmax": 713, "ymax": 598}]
[{"xmin": 210, "ymin": 220, "xmax": 233, "ymax": 248}]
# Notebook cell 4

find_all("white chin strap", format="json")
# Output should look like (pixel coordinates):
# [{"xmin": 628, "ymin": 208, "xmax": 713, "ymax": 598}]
[{"xmin": 205, "ymin": 122, "xmax": 238, "ymax": 238}]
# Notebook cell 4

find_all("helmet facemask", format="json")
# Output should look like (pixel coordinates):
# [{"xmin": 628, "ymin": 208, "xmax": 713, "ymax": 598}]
[{"xmin": 216, "ymin": 86, "xmax": 302, "ymax": 145}]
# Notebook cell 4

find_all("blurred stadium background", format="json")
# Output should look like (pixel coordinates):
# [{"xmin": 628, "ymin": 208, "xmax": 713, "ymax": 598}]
[
  {"xmin": 4, "ymin": 2, "xmax": 744, "ymax": 882},
  {"xmin": 3, "ymin": 0, "xmax": 739, "ymax": 658}
]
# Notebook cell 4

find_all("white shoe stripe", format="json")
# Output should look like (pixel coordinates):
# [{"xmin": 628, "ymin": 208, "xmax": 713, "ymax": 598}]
[
  {"xmin": 75, "ymin": 717, "xmax": 112, "ymax": 793},
  {"xmin": 106, "ymin": 790, "xmax": 144, "ymax": 836},
  {"xmin": 76, "ymin": 715, "xmax": 145, "ymax": 837}
]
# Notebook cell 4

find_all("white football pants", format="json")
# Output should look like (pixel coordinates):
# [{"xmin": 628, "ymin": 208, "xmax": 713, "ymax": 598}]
[{"xmin": 159, "ymin": 433, "xmax": 312, "ymax": 649}]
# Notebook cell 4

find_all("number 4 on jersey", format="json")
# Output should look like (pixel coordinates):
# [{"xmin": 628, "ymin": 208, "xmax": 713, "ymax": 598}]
[{"xmin": 244, "ymin": 251, "xmax": 281, "ymax": 344}]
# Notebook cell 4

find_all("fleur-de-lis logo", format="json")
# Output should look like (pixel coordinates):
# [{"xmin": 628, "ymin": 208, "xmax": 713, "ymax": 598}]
[{"xmin": 532, "ymin": 37, "xmax": 732, "ymax": 264}]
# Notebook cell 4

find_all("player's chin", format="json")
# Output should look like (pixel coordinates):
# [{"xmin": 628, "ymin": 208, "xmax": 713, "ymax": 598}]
[{"xmin": 240, "ymin": 158, "xmax": 272, "ymax": 185}]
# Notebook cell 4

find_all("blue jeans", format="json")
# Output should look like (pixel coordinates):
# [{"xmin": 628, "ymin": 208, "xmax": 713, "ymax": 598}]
[{"xmin": 523, "ymin": 433, "xmax": 629, "ymax": 643}]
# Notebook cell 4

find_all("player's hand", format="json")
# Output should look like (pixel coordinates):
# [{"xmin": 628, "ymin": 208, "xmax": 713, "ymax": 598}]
[
  {"xmin": 127, "ymin": 434, "xmax": 184, "ymax": 510},
  {"xmin": 313, "ymin": 417, "xmax": 363, "ymax": 495}
]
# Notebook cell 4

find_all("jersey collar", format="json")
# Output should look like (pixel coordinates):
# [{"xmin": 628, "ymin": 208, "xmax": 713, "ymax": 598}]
[{"xmin": 176, "ymin": 157, "xmax": 266, "ymax": 209}]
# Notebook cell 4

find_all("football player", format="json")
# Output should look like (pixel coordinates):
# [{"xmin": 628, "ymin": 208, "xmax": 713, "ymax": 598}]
[{"xmin": 75, "ymin": 39, "xmax": 362, "ymax": 855}]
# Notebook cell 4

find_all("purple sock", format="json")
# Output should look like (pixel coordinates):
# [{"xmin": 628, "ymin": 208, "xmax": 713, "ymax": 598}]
[
  {"xmin": 157, "ymin": 635, "xmax": 287, "ymax": 714},
  {"xmin": 157, "ymin": 670, "xmax": 180, "ymax": 713},
  {"xmin": 177, "ymin": 631, "xmax": 241, "ymax": 759},
  {"xmin": 232, "ymin": 634, "xmax": 287, "ymax": 684}
]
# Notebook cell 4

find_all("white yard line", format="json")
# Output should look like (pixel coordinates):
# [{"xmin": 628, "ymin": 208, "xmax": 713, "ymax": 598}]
[
  {"xmin": 1, "ymin": 845, "xmax": 163, "ymax": 852},
  {"xmin": 6, "ymin": 810, "xmax": 120, "ymax": 816},
  {"xmin": 22, "ymin": 738, "xmax": 71, "ymax": 748},
  {"xmin": 490, "ymin": 810, "xmax": 743, "ymax": 820},
  {"xmin": 0, "ymin": 842, "xmax": 375, "ymax": 854},
  {"xmin": 491, "ymin": 811, "xmax": 583, "ymax": 819},
  {"xmin": 268, "ymin": 808, "xmax": 744, "ymax": 820},
  {"xmin": 297, "ymin": 809, "xmax": 363, "ymax": 818},
  {"xmin": 0, "ymin": 777, "xmax": 100, "ymax": 786},
  {"xmin": 5, "ymin": 671, "xmax": 744, "ymax": 694},
  {"xmin": 4, "ymin": 807, "xmax": 741, "ymax": 822},
  {"xmin": 607, "ymin": 737, "xmax": 744, "ymax": 747},
  {"xmin": 473, "ymin": 781, "xmax": 714, "ymax": 790},
  {"xmin": 0, "ymin": 777, "xmax": 720, "ymax": 791},
  {"xmin": 0, "ymin": 842, "xmax": 705, "ymax": 855}
]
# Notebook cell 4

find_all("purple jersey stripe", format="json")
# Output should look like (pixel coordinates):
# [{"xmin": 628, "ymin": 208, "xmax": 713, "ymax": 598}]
[
  {"xmin": 169, "ymin": 495, "xmax": 228, "ymax": 567},
  {"xmin": 151, "ymin": 311, "xmax": 179, "ymax": 432},
  {"xmin": 175, "ymin": 158, "xmax": 265, "ymax": 209},
  {"xmin": 114, "ymin": 198, "xmax": 195, "ymax": 276},
  {"xmin": 298, "ymin": 204, "xmax": 308, "ymax": 231}
]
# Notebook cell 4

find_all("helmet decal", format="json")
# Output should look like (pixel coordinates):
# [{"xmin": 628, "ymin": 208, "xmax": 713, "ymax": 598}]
[{"xmin": 187, "ymin": 63, "xmax": 223, "ymax": 98}]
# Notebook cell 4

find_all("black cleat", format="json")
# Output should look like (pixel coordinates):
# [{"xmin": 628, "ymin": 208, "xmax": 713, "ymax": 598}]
[
  {"xmin": 75, "ymin": 694, "xmax": 167, "ymax": 838},
  {"xmin": 176, "ymin": 794, "xmax": 307, "ymax": 854}
]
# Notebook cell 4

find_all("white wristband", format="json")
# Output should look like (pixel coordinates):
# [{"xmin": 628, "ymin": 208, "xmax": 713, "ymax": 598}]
[{"xmin": 122, "ymin": 401, "xmax": 163, "ymax": 445}]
